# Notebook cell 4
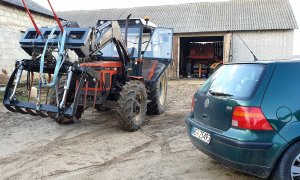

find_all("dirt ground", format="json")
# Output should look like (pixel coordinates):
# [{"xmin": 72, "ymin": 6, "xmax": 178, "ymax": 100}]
[{"xmin": 0, "ymin": 79, "xmax": 261, "ymax": 180}]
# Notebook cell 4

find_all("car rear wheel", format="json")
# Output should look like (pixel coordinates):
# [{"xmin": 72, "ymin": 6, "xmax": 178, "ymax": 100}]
[{"xmin": 271, "ymin": 141, "xmax": 300, "ymax": 180}]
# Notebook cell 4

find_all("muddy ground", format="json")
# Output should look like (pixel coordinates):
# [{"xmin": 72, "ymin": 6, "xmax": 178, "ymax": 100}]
[{"xmin": 0, "ymin": 79, "xmax": 261, "ymax": 180}]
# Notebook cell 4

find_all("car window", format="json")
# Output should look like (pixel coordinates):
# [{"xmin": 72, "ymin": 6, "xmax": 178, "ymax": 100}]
[{"xmin": 200, "ymin": 64, "xmax": 266, "ymax": 100}]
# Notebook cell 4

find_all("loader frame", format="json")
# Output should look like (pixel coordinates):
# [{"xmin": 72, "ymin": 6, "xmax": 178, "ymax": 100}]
[{"xmin": 3, "ymin": 0, "xmax": 174, "ymax": 130}]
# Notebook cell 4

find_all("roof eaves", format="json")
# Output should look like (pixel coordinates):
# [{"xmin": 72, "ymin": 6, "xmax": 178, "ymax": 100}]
[{"xmin": 0, "ymin": 0, "xmax": 65, "ymax": 20}]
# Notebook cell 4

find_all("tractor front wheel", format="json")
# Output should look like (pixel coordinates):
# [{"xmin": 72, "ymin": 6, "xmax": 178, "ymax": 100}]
[{"xmin": 117, "ymin": 81, "xmax": 147, "ymax": 131}]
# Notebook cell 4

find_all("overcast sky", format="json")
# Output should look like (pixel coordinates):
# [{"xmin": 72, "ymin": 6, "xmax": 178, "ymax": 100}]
[{"xmin": 32, "ymin": 0, "xmax": 299, "ymax": 55}]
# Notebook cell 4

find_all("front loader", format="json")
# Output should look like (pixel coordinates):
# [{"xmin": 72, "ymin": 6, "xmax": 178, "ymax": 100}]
[{"xmin": 3, "ymin": 0, "xmax": 173, "ymax": 131}]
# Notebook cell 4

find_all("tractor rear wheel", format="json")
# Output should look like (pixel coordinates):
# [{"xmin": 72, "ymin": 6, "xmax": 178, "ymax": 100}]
[
  {"xmin": 147, "ymin": 70, "xmax": 168, "ymax": 115},
  {"xmin": 117, "ymin": 81, "xmax": 147, "ymax": 131}
]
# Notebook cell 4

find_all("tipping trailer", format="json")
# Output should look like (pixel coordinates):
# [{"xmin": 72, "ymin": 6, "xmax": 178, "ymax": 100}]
[{"xmin": 3, "ymin": 0, "xmax": 173, "ymax": 131}]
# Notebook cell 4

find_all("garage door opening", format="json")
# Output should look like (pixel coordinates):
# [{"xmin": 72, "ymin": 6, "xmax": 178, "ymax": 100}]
[{"xmin": 179, "ymin": 36, "xmax": 224, "ymax": 78}]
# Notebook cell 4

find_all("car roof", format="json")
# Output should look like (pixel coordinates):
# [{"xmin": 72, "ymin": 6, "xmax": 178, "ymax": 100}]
[{"xmin": 227, "ymin": 59, "xmax": 300, "ymax": 65}]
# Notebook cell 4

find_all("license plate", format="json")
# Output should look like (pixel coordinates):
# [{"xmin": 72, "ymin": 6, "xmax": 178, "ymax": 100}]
[{"xmin": 191, "ymin": 127, "xmax": 211, "ymax": 144}]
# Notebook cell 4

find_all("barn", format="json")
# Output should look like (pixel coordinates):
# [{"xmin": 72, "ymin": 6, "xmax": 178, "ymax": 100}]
[
  {"xmin": 60, "ymin": 0, "xmax": 298, "ymax": 79},
  {"xmin": 0, "ymin": 0, "xmax": 298, "ymax": 79}
]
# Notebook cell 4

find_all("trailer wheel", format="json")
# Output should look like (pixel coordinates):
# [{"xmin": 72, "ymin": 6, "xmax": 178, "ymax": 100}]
[
  {"xmin": 186, "ymin": 62, "xmax": 192, "ymax": 77},
  {"xmin": 117, "ymin": 81, "xmax": 147, "ymax": 131}
]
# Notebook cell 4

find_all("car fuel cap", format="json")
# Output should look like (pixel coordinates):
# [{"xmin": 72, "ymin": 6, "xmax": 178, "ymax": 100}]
[{"xmin": 276, "ymin": 107, "xmax": 292, "ymax": 123}]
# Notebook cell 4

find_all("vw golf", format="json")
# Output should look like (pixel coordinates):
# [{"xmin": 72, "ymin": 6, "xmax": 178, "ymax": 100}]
[{"xmin": 186, "ymin": 60, "xmax": 300, "ymax": 179}]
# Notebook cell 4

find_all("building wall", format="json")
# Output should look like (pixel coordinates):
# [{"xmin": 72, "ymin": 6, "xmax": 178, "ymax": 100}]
[
  {"xmin": 0, "ymin": 3, "xmax": 56, "ymax": 74},
  {"xmin": 231, "ymin": 30, "xmax": 294, "ymax": 62}
]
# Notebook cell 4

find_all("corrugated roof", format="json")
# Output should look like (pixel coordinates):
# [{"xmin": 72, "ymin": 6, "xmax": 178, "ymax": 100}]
[
  {"xmin": 59, "ymin": 0, "xmax": 298, "ymax": 33},
  {"xmin": 1, "ymin": 0, "xmax": 54, "ymax": 17}
]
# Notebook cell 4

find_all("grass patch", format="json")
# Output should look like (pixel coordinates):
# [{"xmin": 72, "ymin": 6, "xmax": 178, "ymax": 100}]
[
  {"xmin": 0, "ymin": 82, "xmax": 40, "ymax": 102},
  {"xmin": 0, "ymin": 91, "xmax": 4, "ymax": 102},
  {"xmin": 0, "ymin": 80, "xmax": 52, "ymax": 104},
  {"xmin": 0, "ymin": 89, "xmax": 28, "ymax": 102}
]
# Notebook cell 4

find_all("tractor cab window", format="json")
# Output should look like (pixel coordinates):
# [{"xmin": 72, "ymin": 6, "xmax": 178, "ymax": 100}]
[
  {"xmin": 141, "ymin": 27, "xmax": 153, "ymax": 53},
  {"xmin": 121, "ymin": 27, "xmax": 141, "ymax": 58},
  {"xmin": 95, "ymin": 27, "xmax": 142, "ymax": 59},
  {"xmin": 143, "ymin": 28, "xmax": 173, "ymax": 60},
  {"xmin": 98, "ymin": 42, "xmax": 119, "ymax": 58}
]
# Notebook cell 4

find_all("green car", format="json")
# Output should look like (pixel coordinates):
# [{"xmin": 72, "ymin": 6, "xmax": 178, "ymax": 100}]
[{"xmin": 186, "ymin": 61, "xmax": 300, "ymax": 179}]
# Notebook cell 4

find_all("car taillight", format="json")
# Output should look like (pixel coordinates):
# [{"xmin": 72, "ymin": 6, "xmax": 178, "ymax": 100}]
[
  {"xmin": 191, "ymin": 97, "xmax": 195, "ymax": 112},
  {"xmin": 232, "ymin": 106, "xmax": 273, "ymax": 131}
]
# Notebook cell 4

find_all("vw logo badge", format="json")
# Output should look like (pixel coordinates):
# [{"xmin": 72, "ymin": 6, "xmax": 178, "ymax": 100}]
[{"xmin": 204, "ymin": 98, "xmax": 210, "ymax": 108}]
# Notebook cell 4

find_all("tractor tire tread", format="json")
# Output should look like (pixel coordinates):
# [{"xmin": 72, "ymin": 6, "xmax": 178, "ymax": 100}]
[
  {"xmin": 117, "ymin": 81, "xmax": 147, "ymax": 132},
  {"xmin": 147, "ymin": 62, "xmax": 168, "ymax": 115}
]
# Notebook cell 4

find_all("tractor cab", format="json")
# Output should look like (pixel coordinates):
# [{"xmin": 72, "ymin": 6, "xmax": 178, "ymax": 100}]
[
  {"xmin": 94, "ymin": 18, "xmax": 157, "ymax": 60},
  {"xmin": 91, "ymin": 18, "xmax": 173, "ymax": 82},
  {"xmin": 118, "ymin": 18, "xmax": 158, "ymax": 60}
]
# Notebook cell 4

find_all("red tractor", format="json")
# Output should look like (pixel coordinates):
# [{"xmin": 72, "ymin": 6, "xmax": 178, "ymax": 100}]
[{"xmin": 3, "ymin": 1, "xmax": 173, "ymax": 131}]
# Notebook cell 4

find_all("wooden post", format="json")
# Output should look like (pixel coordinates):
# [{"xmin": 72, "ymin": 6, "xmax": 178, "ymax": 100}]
[
  {"xmin": 223, "ymin": 33, "xmax": 232, "ymax": 64},
  {"xmin": 198, "ymin": 64, "xmax": 202, "ymax": 78}
]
